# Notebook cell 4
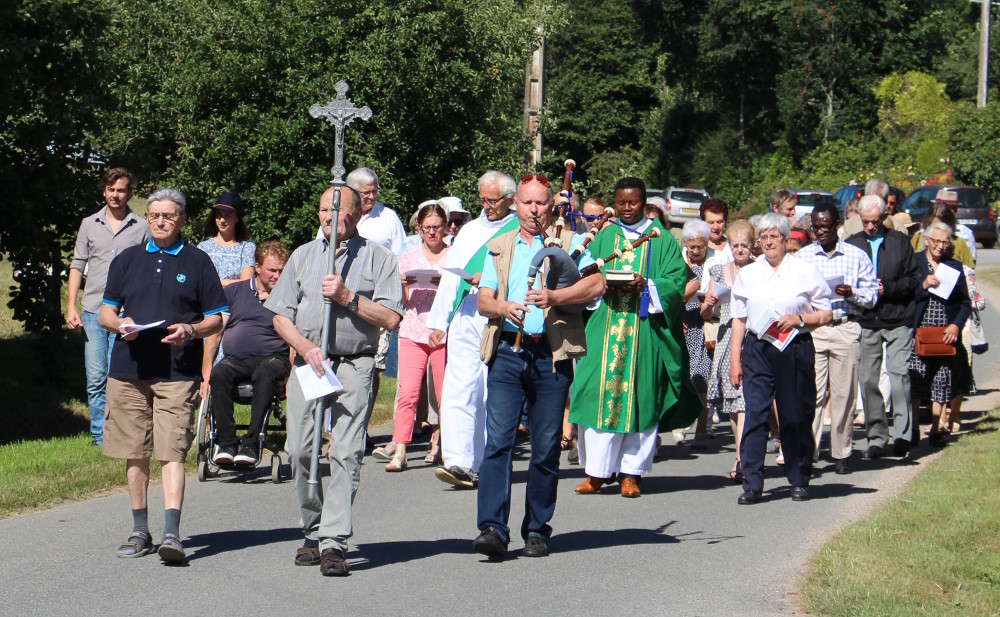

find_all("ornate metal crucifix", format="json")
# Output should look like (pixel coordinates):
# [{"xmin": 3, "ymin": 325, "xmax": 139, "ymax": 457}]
[
  {"xmin": 305, "ymin": 79, "xmax": 372, "ymax": 500},
  {"xmin": 309, "ymin": 80, "xmax": 373, "ymax": 185}
]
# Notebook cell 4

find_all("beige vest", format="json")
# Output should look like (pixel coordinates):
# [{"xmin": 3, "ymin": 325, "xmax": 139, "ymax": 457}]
[{"xmin": 479, "ymin": 226, "xmax": 587, "ymax": 364}]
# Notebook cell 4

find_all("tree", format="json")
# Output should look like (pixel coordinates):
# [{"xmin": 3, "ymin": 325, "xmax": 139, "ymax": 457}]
[{"xmin": 0, "ymin": 0, "xmax": 112, "ymax": 335}]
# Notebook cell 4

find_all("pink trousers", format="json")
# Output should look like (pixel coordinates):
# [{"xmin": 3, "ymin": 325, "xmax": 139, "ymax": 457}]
[{"xmin": 391, "ymin": 337, "xmax": 446, "ymax": 444}]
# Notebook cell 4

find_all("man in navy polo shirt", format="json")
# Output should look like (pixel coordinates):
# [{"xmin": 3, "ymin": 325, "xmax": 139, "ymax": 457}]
[
  {"xmin": 99, "ymin": 187, "xmax": 227, "ymax": 565},
  {"xmin": 202, "ymin": 239, "xmax": 291, "ymax": 466}
]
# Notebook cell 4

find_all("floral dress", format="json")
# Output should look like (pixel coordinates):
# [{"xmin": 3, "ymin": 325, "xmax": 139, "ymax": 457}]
[
  {"xmin": 705, "ymin": 261, "xmax": 745, "ymax": 415},
  {"xmin": 684, "ymin": 263, "xmax": 711, "ymax": 394},
  {"xmin": 197, "ymin": 237, "xmax": 256, "ymax": 280}
]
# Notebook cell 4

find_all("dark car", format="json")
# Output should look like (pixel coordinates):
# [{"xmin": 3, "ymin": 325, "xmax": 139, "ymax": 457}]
[
  {"xmin": 833, "ymin": 185, "xmax": 863, "ymax": 212},
  {"xmin": 901, "ymin": 185, "xmax": 997, "ymax": 248}
]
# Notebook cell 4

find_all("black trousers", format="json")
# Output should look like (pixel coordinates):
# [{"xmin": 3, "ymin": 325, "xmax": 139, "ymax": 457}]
[
  {"xmin": 209, "ymin": 353, "xmax": 291, "ymax": 448},
  {"xmin": 739, "ymin": 334, "xmax": 816, "ymax": 493}
]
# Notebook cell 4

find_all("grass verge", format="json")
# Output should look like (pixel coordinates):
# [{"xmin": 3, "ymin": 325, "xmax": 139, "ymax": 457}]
[
  {"xmin": 803, "ymin": 407, "xmax": 1000, "ymax": 616},
  {"xmin": 977, "ymin": 265, "xmax": 1000, "ymax": 290}
]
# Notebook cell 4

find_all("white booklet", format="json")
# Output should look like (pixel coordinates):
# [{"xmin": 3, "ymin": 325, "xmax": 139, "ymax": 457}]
[
  {"xmin": 295, "ymin": 362, "xmax": 344, "ymax": 401},
  {"xmin": 825, "ymin": 275, "xmax": 844, "ymax": 293},
  {"xmin": 404, "ymin": 269, "xmax": 440, "ymax": 289},
  {"xmin": 697, "ymin": 282, "xmax": 731, "ymax": 302},
  {"xmin": 928, "ymin": 263, "xmax": 960, "ymax": 300},
  {"xmin": 750, "ymin": 309, "xmax": 799, "ymax": 351},
  {"xmin": 121, "ymin": 319, "xmax": 165, "ymax": 334}
]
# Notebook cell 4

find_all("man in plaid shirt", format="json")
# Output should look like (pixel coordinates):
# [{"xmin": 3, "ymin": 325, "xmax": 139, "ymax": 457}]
[{"xmin": 797, "ymin": 203, "xmax": 878, "ymax": 474}]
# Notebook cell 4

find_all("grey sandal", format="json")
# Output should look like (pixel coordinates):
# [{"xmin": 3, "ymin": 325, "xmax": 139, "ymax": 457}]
[
  {"xmin": 157, "ymin": 533, "xmax": 186, "ymax": 564},
  {"xmin": 117, "ymin": 531, "xmax": 154, "ymax": 558}
]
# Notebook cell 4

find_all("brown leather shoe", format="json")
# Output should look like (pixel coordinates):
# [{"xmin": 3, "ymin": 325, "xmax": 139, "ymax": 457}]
[
  {"xmin": 620, "ymin": 475, "xmax": 640, "ymax": 498},
  {"xmin": 574, "ymin": 476, "xmax": 608, "ymax": 494}
]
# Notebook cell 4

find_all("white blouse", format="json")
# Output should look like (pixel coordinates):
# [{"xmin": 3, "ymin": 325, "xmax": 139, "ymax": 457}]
[{"xmin": 731, "ymin": 253, "xmax": 832, "ymax": 335}]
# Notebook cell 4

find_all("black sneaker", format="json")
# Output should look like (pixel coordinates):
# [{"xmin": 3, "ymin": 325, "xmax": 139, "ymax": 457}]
[
  {"xmin": 522, "ymin": 535, "xmax": 549, "ymax": 558},
  {"xmin": 234, "ymin": 444, "xmax": 258, "ymax": 466},
  {"xmin": 473, "ymin": 527, "xmax": 508, "ymax": 558},
  {"xmin": 214, "ymin": 445, "xmax": 237, "ymax": 465},
  {"xmin": 435, "ymin": 465, "xmax": 477, "ymax": 489}
]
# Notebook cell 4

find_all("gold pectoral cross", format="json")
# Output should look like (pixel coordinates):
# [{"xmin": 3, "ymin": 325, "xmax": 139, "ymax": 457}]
[{"xmin": 610, "ymin": 318, "xmax": 634, "ymax": 342}]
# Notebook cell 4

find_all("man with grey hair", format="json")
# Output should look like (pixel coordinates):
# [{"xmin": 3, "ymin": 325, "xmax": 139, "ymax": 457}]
[
  {"xmin": 345, "ymin": 167, "xmax": 407, "ymax": 438},
  {"xmin": 842, "ymin": 178, "xmax": 897, "ymax": 237},
  {"xmin": 426, "ymin": 170, "xmax": 518, "ymax": 488},
  {"xmin": 99, "ymin": 187, "xmax": 227, "ymax": 563},
  {"xmin": 846, "ymin": 194, "xmax": 923, "ymax": 460},
  {"xmin": 267, "ymin": 186, "xmax": 403, "ymax": 576}
]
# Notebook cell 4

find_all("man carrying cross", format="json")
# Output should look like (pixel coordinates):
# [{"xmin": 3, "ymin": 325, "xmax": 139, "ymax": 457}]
[{"xmin": 568, "ymin": 177, "xmax": 701, "ymax": 498}]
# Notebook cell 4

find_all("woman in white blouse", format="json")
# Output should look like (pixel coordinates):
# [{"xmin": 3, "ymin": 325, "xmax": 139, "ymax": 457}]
[{"xmin": 729, "ymin": 212, "xmax": 832, "ymax": 504}]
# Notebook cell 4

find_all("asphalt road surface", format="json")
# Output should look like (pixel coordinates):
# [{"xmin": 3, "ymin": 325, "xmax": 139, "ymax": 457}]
[{"xmin": 2, "ymin": 258, "xmax": 998, "ymax": 617}]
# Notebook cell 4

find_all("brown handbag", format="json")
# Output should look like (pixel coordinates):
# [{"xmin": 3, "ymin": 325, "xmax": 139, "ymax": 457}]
[{"xmin": 914, "ymin": 326, "xmax": 956, "ymax": 357}]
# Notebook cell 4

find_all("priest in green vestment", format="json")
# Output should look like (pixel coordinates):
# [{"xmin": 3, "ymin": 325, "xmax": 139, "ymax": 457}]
[{"xmin": 568, "ymin": 177, "xmax": 701, "ymax": 497}]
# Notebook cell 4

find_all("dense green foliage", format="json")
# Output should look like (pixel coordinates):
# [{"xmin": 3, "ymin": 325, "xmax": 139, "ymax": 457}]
[{"xmin": 3, "ymin": 0, "xmax": 1000, "ymax": 332}]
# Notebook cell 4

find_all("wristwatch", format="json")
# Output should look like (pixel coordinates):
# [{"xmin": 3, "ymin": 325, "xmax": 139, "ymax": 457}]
[
  {"xmin": 345, "ymin": 293, "xmax": 359, "ymax": 313},
  {"xmin": 185, "ymin": 323, "xmax": 196, "ymax": 339},
  {"xmin": 797, "ymin": 315, "xmax": 805, "ymax": 328}
]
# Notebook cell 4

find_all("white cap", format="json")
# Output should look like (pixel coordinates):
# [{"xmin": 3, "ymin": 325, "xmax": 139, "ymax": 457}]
[
  {"xmin": 439, "ymin": 196, "xmax": 470, "ymax": 217},
  {"xmin": 646, "ymin": 196, "xmax": 668, "ymax": 215}
]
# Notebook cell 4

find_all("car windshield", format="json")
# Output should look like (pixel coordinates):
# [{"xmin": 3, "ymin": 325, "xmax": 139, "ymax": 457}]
[
  {"xmin": 670, "ymin": 190, "xmax": 706, "ymax": 203},
  {"xmin": 905, "ymin": 187, "xmax": 987, "ymax": 212},
  {"xmin": 795, "ymin": 193, "xmax": 833, "ymax": 206}
]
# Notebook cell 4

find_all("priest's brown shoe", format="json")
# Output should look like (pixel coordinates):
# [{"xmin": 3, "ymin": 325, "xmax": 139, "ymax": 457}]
[
  {"xmin": 620, "ymin": 475, "xmax": 640, "ymax": 498},
  {"xmin": 574, "ymin": 476, "xmax": 607, "ymax": 494}
]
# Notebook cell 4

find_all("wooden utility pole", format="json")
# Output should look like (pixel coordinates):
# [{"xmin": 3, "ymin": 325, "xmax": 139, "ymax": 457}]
[
  {"xmin": 977, "ymin": 0, "xmax": 992, "ymax": 108},
  {"xmin": 524, "ymin": 26, "xmax": 545, "ymax": 170}
]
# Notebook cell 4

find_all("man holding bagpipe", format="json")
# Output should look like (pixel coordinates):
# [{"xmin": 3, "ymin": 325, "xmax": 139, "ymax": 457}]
[
  {"xmin": 569, "ymin": 177, "xmax": 702, "ymax": 498},
  {"xmin": 472, "ymin": 173, "xmax": 605, "ymax": 560}
]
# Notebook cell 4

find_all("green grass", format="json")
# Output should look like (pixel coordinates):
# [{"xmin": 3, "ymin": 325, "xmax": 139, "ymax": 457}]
[
  {"xmin": 977, "ymin": 265, "xmax": 1000, "ymax": 289},
  {"xmin": 0, "ymin": 258, "xmax": 398, "ymax": 517},
  {"xmin": 803, "ymin": 407, "xmax": 1000, "ymax": 616}
]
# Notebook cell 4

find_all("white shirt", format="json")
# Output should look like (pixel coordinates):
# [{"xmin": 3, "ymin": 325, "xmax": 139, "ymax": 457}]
[
  {"xmin": 425, "ymin": 210, "xmax": 516, "ymax": 332},
  {"xmin": 357, "ymin": 202, "xmax": 407, "ymax": 257},
  {"xmin": 731, "ymin": 253, "xmax": 832, "ymax": 334}
]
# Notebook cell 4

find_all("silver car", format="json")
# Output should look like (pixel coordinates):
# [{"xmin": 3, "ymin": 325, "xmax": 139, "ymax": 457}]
[{"xmin": 665, "ymin": 187, "xmax": 710, "ymax": 225}]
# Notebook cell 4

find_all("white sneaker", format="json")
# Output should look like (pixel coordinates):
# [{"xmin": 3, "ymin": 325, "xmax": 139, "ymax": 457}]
[{"xmin": 672, "ymin": 428, "xmax": 686, "ymax": 444}]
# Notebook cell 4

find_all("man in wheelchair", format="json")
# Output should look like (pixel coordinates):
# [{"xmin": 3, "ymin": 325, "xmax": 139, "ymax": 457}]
[{"xmin": 202, "ymin": 240, "xmax": 292, "ymax": 465}]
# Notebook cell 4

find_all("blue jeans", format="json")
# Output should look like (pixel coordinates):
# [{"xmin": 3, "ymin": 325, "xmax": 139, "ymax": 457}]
[
  {"xmin": 476, "ymin": 339, "xmax": 572, "ymax": 544},
  {"xmin": 81, "ymin": 310, "xmax": 114, "ymax": 443}
]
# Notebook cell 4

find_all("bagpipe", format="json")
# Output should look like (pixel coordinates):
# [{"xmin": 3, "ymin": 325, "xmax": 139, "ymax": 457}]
[{"xmin": 509, "ymin": 165, "xmax": 661, "ymax": 351}]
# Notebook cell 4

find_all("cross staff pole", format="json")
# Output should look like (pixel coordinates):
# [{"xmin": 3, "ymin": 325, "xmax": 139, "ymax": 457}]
[{"xmin": 306, "ymin": 80, "xmax": 372, "ymax": 500}]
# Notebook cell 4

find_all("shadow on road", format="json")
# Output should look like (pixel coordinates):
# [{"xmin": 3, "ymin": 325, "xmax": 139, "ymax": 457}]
[{"xmin": 185, "ymin": 527, "xmax": 302, "ymax": 561}]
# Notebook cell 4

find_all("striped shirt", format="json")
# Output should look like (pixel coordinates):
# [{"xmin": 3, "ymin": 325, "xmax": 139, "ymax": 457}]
[
  {"xmin": 264, "ymin": 234, "xmax": 403, "ymax": 356},
  {"xmin": 796, "ymin": 241, "xmax": 878, "ymax": 320}
]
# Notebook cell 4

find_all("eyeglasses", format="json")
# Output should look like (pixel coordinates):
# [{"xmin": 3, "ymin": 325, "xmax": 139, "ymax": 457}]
[
  {"xmin": 810, "ymin": 224, "xmax": 834, "ymax": 232},
  {"xmin": 447, "ymin": 219, "xmax": 465, "ymax": 228},
  {"xmin": 758, "ymin": 233, "xmax": 784, "ymax": 242},
  {"xmin": 479, "ymin": 195, "xmax": 506, "ymax": 207},
  {"xmin": 147, "ymin": 212, "xmax": 179, "ymax": 223},
  {"xmin": 357, "ymin": 189, "xmax": 377, "ymax": 197},
  {"xmin": 519, "ymin": 173, "xmax": 550, "ymax": 187},
  {"xmin": 421, "ymin": 224, "xmax": 444, "ymax": 233},
  {"xmin": 926, "ymin": 238, "xmax": 950, "ymax": 246}
]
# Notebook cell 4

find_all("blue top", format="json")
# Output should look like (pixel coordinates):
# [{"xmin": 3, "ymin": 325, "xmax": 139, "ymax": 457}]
[
  {"xmin": 197, "ymin": 237, "xmax": 256, "ymax": 280},
  {"xmin": 480, "ymin": 232, "xmax": 594, "ymax": 334},
  {"xmin": 865, "ymin": 230, "xmax": 885, "ymax": 274},
  {"xmin": 103, "ymin": 237, "xmax": 228, "ymax": 381},
  {"xmin": 221, "ymin": 277, "xmax": 289, "ymax": 360}
]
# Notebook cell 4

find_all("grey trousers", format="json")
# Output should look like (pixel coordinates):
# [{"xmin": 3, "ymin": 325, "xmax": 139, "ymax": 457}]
[
  {"xmin": 286, "ymin": 355, "xmax": 375, "ymax": 553},
  {"xmin": 859, "ymin": 325, "xmax": 914, "ymax": 448}
]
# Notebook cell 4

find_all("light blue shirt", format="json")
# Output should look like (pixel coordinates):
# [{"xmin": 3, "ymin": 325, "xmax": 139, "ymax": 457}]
[
  {"xmin": 480, "ymin": 232, "xmax": 594, "ymax": 334},
  {"xmin": 865, "ymin": 230, "xmax": 885, "ymax": 274}
]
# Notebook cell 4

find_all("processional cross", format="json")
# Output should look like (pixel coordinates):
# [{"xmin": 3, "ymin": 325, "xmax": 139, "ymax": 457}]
[{"xmin": 304, "ymin": 80, "xmax": 372, "ymax": 500}]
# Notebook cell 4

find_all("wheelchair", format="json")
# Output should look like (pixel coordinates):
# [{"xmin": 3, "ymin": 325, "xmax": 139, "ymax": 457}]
[{"xmin": 195, "ymin": 380, "xmax": 287, "ymax": 483}]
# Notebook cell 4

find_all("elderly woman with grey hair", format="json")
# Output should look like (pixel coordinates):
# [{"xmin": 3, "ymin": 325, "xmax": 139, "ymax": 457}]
[
  {"xmin": 729, "ymin": 212, "xmax": 833, "ymax": 504},
  {"xmin": 908, "ymin": 222, "xmax": 972, "ymax": 448},
  {"xmin": 677, "ymin": 219, "xmax": 713, "ymax": 446}
]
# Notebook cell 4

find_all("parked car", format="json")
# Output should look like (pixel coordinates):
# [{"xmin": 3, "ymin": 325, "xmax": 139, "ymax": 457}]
[
  {"xmin": 664, "ymin": 187, "xmax": 710, "ymax": 224},
  {"xmin": 791, "ymin": 189, "xmax": 836, "ymax": 219},
  {"xmin": 833, "ymin": 185, "xmax": 863, "ymax": 212},
  {"xmin": 901, "ymin": 185, "xmax": 997, "ymax": 249}
]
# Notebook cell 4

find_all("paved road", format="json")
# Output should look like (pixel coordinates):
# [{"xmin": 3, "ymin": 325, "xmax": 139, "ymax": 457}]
[{"xmin": 3, "ymin": 260, "xmax": 999, "ymax": 617}]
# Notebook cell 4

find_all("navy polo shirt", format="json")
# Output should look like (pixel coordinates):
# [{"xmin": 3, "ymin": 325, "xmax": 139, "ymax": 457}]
[
  {"xmin": 103, "ymin": 237, "xmax": 228, "ymax": 381},
  {"xmin": 221, "ymin": 277, "xmax": 289, "ymax": 360}
]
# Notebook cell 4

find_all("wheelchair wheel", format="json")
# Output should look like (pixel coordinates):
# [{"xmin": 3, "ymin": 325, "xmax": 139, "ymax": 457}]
[
  {"xmin": 198, "ymin": 459, "xmax": 208, "ymax": 482},
  {"xmin": 271, "ymin": 454, "xmax": 283, "ymax": 484}
]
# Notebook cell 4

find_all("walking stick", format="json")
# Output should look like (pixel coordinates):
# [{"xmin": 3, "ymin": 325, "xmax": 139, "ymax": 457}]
[{"xmin": 307, "ymin": 81, "xmax": 371, "ymax": 500}]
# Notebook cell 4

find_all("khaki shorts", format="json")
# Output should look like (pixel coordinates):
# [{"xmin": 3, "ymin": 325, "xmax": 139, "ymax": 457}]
[{"xmin": 103, "ymin": 378, "xmax": 199, "ymax": 463}]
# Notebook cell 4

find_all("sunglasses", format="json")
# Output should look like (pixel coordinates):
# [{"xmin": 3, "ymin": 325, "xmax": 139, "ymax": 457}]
[{"xmin": 519, "ymin": 173, "xmax": 550, "ymax": 187}]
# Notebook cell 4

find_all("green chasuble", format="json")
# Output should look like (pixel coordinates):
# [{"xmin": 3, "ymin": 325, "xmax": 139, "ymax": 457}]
[{"xmin": 568, "ymin": 220, "xmax": 702, "ymax": 433}]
